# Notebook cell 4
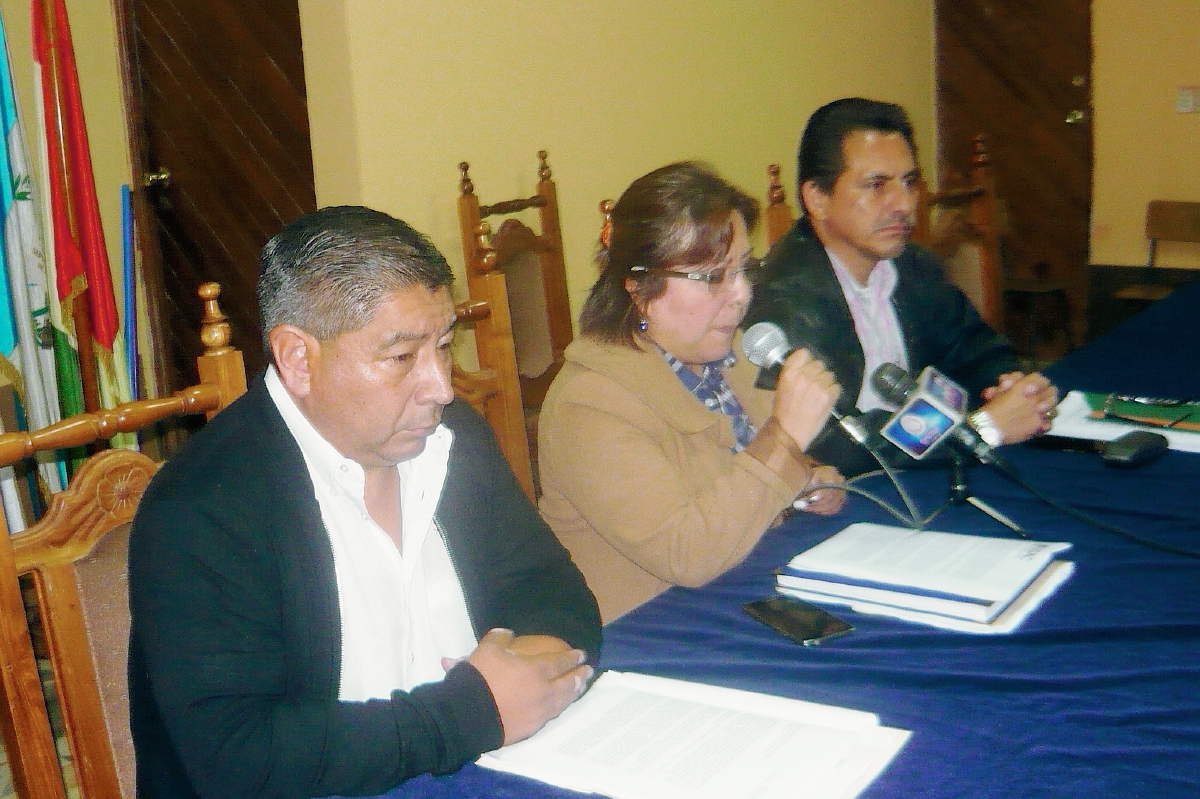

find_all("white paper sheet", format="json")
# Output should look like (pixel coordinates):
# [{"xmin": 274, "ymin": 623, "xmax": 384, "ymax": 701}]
[{"xmin": 477, "ymin": 671, "xmax": 911, "ymax": 799}]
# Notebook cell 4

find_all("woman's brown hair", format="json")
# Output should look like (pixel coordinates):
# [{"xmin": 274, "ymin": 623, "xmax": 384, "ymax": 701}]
[{"xmin": 579, "ymin": 162, "xmax": 759, "ymax": 346}]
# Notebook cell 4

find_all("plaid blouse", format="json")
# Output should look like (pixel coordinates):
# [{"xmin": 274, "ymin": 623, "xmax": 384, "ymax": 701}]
[{"xmin": 661, "ymin": 350, "xmax": 757, "ymax": 452}]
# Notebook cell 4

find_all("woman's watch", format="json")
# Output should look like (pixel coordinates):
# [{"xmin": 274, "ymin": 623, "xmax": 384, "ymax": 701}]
[{"xmin": 967, "ymin": 409, "xmax": 1003, "ymax": 447}]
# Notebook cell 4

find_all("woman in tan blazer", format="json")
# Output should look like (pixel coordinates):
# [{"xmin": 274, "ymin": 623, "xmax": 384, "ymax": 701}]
[{"xmin": 538, "ymin": 162, "xmax": 846, "ymax": 622}]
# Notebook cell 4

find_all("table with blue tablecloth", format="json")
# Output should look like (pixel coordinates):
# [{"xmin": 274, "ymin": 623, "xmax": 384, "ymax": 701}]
[{"xmin": 382, "ymin": 284, "xmax": 1200, "ymax": 798}]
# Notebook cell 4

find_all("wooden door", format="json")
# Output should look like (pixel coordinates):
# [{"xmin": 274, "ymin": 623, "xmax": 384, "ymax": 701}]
[
  {"xmin": 935, "ymin": 0, "xmax": 1092, "ymax": 345},
  {"xmin": 114, "ymin": 0, "xmax": 316, "ymax": 393}
]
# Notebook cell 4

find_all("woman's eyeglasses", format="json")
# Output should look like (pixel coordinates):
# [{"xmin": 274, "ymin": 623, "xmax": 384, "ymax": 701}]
[{"xmin": 630, "ymin": 257, "xmax": 761, "ymax": 291}]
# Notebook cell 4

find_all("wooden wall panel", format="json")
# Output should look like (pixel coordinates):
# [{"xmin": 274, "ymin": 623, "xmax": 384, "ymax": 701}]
[
  {"xmin": 936, "ymin": 0, "xmax": 1092, "ymax": 344},
  {"xmin": 121, "ymin": 0, "xmax": 317, "ymax": 388}
]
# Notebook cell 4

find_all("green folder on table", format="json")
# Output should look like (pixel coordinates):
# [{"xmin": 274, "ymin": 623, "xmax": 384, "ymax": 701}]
[{"xmin": 1084, "ymin": 392, "xmax": 1200, "ymax": 432}]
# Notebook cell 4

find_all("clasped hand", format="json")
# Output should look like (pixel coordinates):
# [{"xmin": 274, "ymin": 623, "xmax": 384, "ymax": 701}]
[
  {"xmin": 980, "ymin": 371, "xmax": 1059, "ymax": 444},
  {"xmin": 444, "ymin": 629, "xmax": 592, "ymax": 746}
]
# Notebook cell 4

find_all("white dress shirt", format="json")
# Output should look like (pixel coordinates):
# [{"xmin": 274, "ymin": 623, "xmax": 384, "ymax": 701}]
[
  {"xmin": 827, "ymin": 251, "xmax": 909, "ymax": 412},
  {"xmin": 266, "ymin": 368, "xmax": 477, "ymax": 699}
]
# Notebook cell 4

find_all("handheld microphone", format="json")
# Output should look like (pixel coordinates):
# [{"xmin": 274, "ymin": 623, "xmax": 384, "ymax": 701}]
[
  {"xmin": 741, "ymin": 322, "xmax": 875, "ymax": 448},
  {"xmin": 871, "ymin": 363, "xmax": 1009, "ymax": 470},
  {"xmin": 741, "ymin": 322, "xmax": 792, "ymax": 371},
  {"xmin": 742, "ymin": 322, "xmax": 792, "ymax": 391}
]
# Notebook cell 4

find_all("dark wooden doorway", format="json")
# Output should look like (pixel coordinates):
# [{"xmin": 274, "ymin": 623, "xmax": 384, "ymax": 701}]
[
  {"xmin": 935, "ymin": 0, "xmax": 1092, "ymax": 348},
  {"xmin": 114, "ymin": 0, "xmax": 317, "ymax": 394}
]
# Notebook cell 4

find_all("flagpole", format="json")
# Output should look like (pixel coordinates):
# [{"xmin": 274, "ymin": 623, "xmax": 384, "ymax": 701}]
[
  {"xmin": 35, "ymin": 0, "xmax": 98, "ymax": 414},
  {"xmin": 122, "ymin": 183, "xmax": 137, "ymax": 400}
]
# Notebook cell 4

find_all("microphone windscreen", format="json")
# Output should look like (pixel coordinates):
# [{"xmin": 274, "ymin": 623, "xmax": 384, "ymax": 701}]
[
  {"xmin": 742, "ymin": 322, "xmax": 790, "ymax": 369},
  {"xmin": 871, "ymin": 363, "xmax": 917, "ymax": 406}
]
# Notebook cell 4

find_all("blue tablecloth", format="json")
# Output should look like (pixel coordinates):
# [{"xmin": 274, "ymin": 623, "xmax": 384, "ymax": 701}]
[
  {"xmin": 379, "ymin": 284, "xmax": 1200, "ymax": 798},
  {"xmin": 1046, "ymin": 281, "xmax": 1200, "ymax": 397},
  {"xmin": 603, "ymin": 446, "xmax": 1200, "ymax": 798}
]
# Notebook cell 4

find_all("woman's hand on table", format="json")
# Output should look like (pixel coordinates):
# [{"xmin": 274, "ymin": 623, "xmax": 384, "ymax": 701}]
[{"xmin": 795, "ymin": 464, "xmax": 847, "ymax": 515}]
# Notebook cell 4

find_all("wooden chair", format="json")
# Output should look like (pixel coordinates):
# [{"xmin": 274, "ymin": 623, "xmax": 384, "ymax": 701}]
[
  {"xmin": 0, "ymin": 283, "xmax": 246, "ymax": 799},
  {"xmin": 957, "ymin": 137, "xmax": 1074, "ymax": 361},
  {"xmin": 451, "ymin": 297, "xmax": 536, "ymax": 501},
  {"xmin": 765, "ymin": 164, "xmax": 795, "ymax": 246},
  {"xmin": 457, "ymin": 151, "xmax": 573, "ymax": 495},
  {"xmin": 1113, "ymin": 200, "xmax": 1200, "ymax": 302}
]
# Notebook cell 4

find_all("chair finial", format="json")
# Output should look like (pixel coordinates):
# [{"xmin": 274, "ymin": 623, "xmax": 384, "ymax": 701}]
[
  {"xmin": 459, "ymin": 162, "xmax": 475, "ymax": 196},
  {"xmin": 599, "ymin": 199, "xmax": 614, "ymax": 250},
  {"xmin": 474, "ymin": 221, "xmax": 492, "ymax": 246},
  {"xmin": 198, "ymin": 283, "xmax": 232, "ymax": 354},
  {"xmin": 473, "ymin": 222, "xmax": 498, "ymax": 274},
  {"xmin": 767, "ymin": 164, "xmax": 785, "ymax": 206},
  {"xmin": 538, "ymin": 150, "xmax": 551, "ymax": 182},
  {"xmin": 971, "ymin": 135, "xmax": 990, "ymax": 168}
]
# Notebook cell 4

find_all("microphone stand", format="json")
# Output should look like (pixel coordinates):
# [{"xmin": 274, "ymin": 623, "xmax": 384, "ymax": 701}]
[
  {"xmin": 947, "ymin": 450, "xmax": 1027, "ymax": 536},
  {"xmin": 949, "ymin": 452, "xmax": 971, "ymax": 504}
]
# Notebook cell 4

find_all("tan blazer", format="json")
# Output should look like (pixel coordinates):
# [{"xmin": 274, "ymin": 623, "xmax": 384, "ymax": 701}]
[{"xmin": 537, "ymin": 335, "xmax": 813, "ymax": 622}]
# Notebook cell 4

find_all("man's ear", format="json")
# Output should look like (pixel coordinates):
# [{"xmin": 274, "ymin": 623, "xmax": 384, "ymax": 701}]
[
  {"xmin": 269, "ymin": 325, "xmax": 318, "ymax": 398},
  {"xmin": 800, "ymin": 180, "xmax": 830, "ymax": 223}
]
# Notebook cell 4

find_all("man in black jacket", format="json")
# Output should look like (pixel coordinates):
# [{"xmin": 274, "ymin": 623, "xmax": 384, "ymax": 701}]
[
  {"xmin": 745, "ymin": 98, "xmax": 1058, "ymax": 475},
  {"xmin": 128, "ymin": 206, "xmax": 601, "ymax": 798}
]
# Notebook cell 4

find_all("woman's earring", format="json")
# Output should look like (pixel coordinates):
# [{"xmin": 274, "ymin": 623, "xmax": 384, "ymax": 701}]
[{"xmin": 638, "ymin": 317, "xmax": 649, "ymax": 332}]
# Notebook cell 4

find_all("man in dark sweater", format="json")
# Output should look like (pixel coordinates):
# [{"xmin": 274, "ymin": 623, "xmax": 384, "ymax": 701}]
[
  {"xmin": 745, "ymin": 98, "xmax": 1058, "ymax": 475},
  {"xmin": 128, "ymin": 206, "xmax": 601, "ymax": 798}
]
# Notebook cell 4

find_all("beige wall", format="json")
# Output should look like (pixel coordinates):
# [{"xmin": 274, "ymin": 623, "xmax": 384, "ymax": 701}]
[
  {"xmin": 299, "ymin": 1, "xmax": 937, "ymax": 320},
  {"xmin": 5, "ymin": 2, "xmax": 1196, "ymax": 336},
  {"xmin": 1, "ymin": 0, "xmax": 133, "ymax": 302},
  {"xmin": 2, "ymin": 0, "xmax": 935, "ymax": 374},
  {"xmin": 1092, "ymin": 0, "xmax": 1200, "ymax": 268}
]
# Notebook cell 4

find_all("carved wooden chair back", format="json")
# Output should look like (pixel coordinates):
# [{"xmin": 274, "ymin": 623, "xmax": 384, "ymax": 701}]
[
  {"xmin": 451, "ymin": 297, "xmax": 536, "ymax": 500},
  {"xmin": 457, "ymin": 151, "xmax": 573, "ymax": 418},
  {"xmin": 0, "ymin": 283, "xmax": 247, "ymax": 799},
  {"xmin": 912, "ymin": 135, "xmax": 1005, "ymax": 330}
]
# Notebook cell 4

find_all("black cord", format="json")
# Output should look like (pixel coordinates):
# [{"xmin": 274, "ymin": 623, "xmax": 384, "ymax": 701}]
[
  {"xmin": 875, "ymin": 456, "xmax": 923, "ymax": 526},
  {"xmin": 1004, "ymin": 468, "xmax": 1200, "ymax": 559},
  {"xmin": 794, "ymin": 477, "xmax": 918, "ymax": 528},
  {"xmin": 810, "ymin": 454, "xmax": 1196, "ymax": 558},
  {"xmin": 919, "ymin": 497, "xmax": 954, "ymax": 528}
]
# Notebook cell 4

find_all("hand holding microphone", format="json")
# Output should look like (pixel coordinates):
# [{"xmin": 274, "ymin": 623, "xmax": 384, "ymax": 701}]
[
  {"xmin": 742, "ymin": 323, "xmax": 846, "ymax": 513},
  {"xmin": 742, "ymin": 323, "xmax": 841, "ymax": 451},
  {"xmin": 744, "ymin": 322, "xmax": 885, "ymax": 452},
  {"xmin": 771, "ymin": 349, "xmax": 841, "ymax": 451}
]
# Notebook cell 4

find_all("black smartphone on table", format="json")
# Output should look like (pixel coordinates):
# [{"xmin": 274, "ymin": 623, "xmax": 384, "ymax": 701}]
[{"xmin": 742, "ymin": 595, "xmax": 853, "ymax": 646}]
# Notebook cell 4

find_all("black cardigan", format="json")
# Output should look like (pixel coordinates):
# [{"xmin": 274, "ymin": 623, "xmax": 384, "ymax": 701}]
[
  {"xmin": 128, "ymin": 377, "xmax": 601, "ymax": 798},
  {"xmin": 744, "ymin": 217, "xmax": 1018, "ymax": 474}
]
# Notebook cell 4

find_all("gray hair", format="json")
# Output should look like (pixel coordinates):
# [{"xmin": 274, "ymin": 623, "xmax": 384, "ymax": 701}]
[{"xmin": 257, "ymin": 206, "xmax": 454, "ymax": 358}]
